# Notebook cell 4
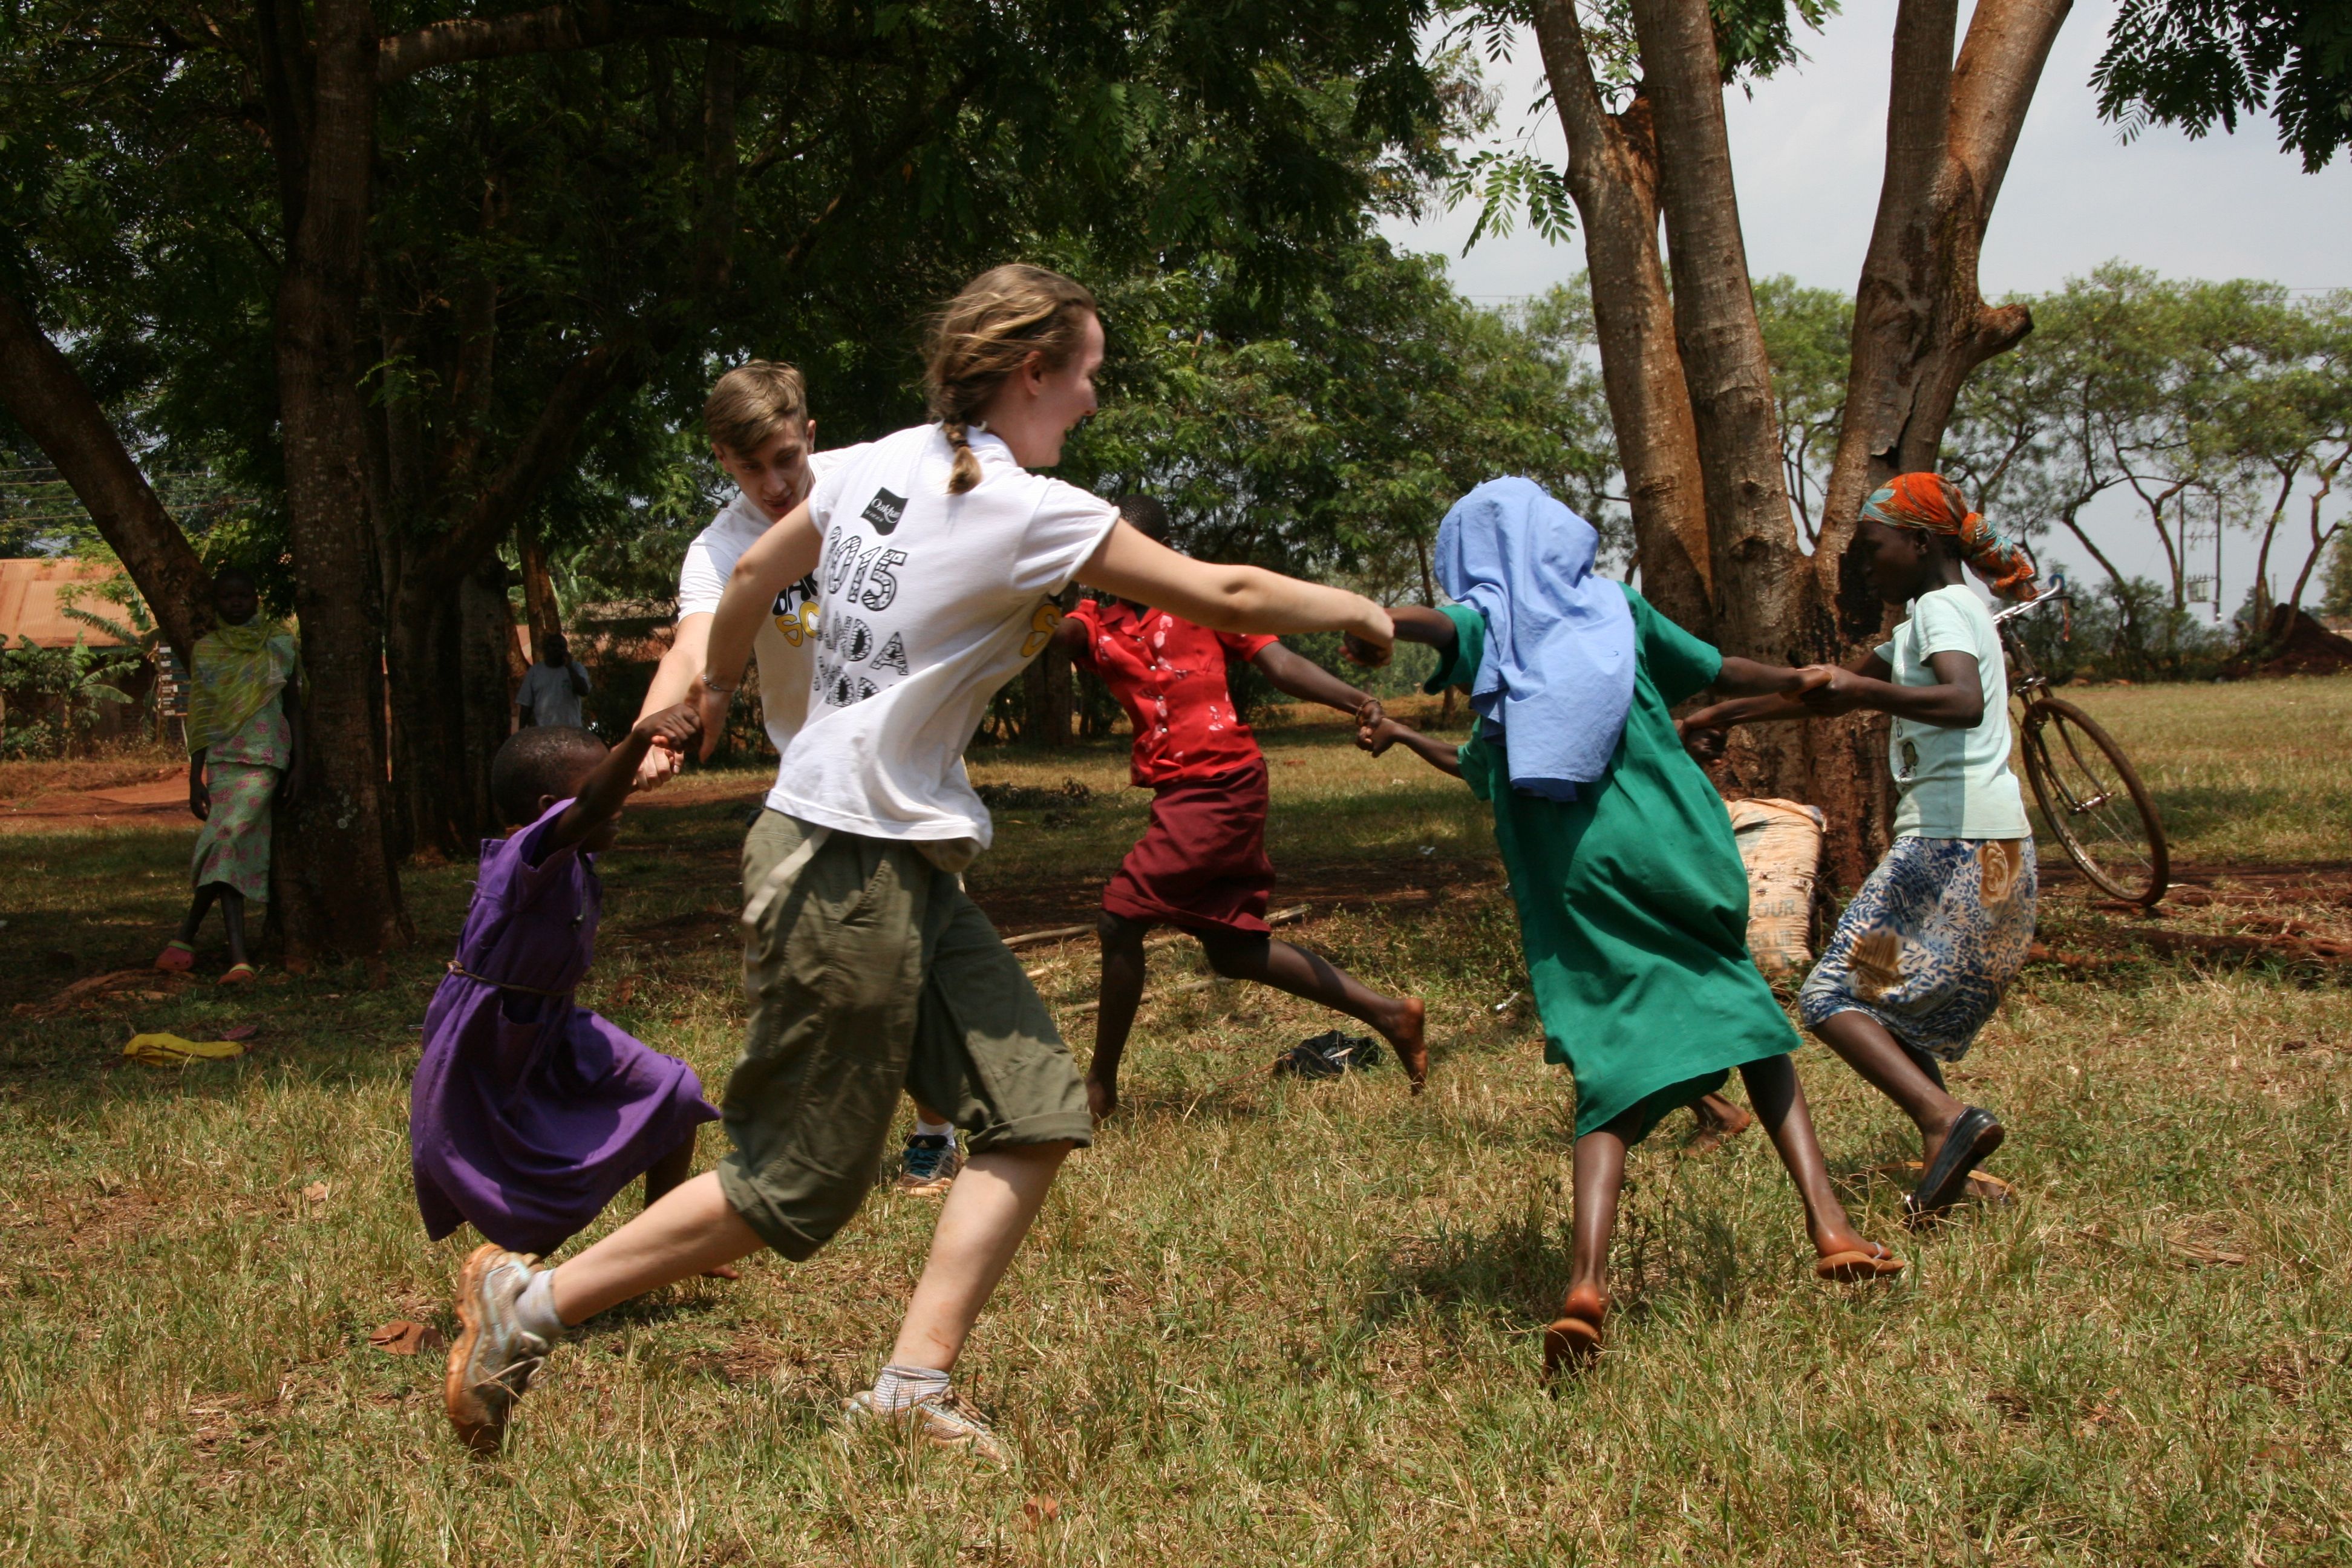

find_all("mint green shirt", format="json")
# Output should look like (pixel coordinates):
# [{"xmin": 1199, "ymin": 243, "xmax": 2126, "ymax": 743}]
[{"xmin": 1876, "ymin": 585, "xmax": 2030, "ymax": 840}]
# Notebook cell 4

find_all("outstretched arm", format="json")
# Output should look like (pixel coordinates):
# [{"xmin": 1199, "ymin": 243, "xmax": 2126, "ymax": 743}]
[
  {"xmin": 1078, "ymin": 522, "xmax": 1393, "ymax": 652},
  {"xmin": 634, "ymin": 612, "xmax": 711, "ymax": 789},
  {"xmin": 1342, "ymin": 602, "xmax": 1458, "ymax": 674},
  {"xmin": 697, "ymin": 501, "xmax": 822, "ymax": 756},
  {"xmin": 544, "ymin": 702, "xmax": 702, "ymax": 855},
  {"xmin": 1357, "ymin": 714, "xmax": 1463, "ymax": 779},
  {"xmin": 1682, "ymin": 651, "xmax": 1880, "ymax": 731},
  {"xmin": 1800, "ymin": 650, "xmax": 1984, "ymax": 727},
  {"xmin": 1250, "ymin": 642, "xmax": 1382, "ymax": 725}
]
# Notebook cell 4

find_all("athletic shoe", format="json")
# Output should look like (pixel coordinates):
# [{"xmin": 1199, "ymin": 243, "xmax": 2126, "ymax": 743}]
[
  {"xmin": 444, "ymin": 1244, "xmax": 553, "ymax": 1452},
  {"xmin": 840, "ymin": 1388, "xmax": 1009, "ymax": 1465},
  {"xmin": 893, "ymin": 1134, "xmax": 961, "ymax": 1195}
]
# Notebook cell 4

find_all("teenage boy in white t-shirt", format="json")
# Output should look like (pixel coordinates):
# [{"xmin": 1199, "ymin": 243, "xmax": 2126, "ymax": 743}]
[{"xmin": 633, "ymin": 362, "xmax": 962, "ymax": 1195}]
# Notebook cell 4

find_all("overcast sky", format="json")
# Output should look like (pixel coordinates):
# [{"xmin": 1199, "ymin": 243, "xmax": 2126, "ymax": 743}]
[{"xmin": 1379, "ymin": 0, "xmax": 2352, "ymax": 612}]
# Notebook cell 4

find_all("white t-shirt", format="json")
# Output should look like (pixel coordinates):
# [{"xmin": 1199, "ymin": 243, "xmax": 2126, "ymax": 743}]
[
  {"xmin": 675, "ymin": 449, "xmax": 858, "ymax": 755},
  {"xmin": 1875, "ymin": 584, "xmax": 2031, "ymax": 840},
  {"xmin": 765, "ymin": 423, "xmax": 1119, "ymax": 844},
  {"xmin": 515, "ymin": 661, "xmax": 590, "ymax": 729}
]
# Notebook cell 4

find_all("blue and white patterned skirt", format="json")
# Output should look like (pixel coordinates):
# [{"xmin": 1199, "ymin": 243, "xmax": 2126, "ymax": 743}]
[{"xmin": 1798, "ymin": 835, "xmax": 2036, "ymax": 1062}]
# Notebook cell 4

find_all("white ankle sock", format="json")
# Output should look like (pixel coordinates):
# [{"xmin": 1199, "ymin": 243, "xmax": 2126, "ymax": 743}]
[
  {"xmin": 912, "ymin": 1116, "xmax": 955, "ymax": 1143},
  {"xmin": 515, "ymin": 1268, "xmax": 565, "ymax": 1341},
  {"xmin": 871, "ymin": 1362, "xmax": 951, "ymax": 1411}
]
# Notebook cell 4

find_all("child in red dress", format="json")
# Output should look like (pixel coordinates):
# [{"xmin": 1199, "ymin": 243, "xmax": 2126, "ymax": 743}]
[{"xmin": 1057, "ymin": 497, "xmax": 1427, "ymax": 1118}]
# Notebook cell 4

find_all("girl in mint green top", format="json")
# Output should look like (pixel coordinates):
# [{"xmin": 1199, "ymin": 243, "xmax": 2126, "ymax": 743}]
[
  {"xmin": 1360, "ymin": 480, "xmax": 1903, "ymax": 1376},
  {"xmin": 1682, "ymin": 472, "xmax": 2039, "ymax": 1226}
]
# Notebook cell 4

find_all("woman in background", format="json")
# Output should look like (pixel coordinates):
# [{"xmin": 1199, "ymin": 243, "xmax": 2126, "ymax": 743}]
[{"xmin": 155, "ymin": 567, "xmax": 301, "ymax": 984}]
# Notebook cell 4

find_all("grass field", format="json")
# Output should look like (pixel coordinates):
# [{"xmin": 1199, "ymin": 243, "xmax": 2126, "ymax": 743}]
[{"xmin": 3, "ymin": 676, "xmax": 2348, "ymax": 1564}]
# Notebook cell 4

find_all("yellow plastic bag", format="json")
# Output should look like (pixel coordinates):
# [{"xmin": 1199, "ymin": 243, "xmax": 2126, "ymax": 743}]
[{"xmin": 123, "ymin": 1032, "xmax": 247, "ymax": 1067}]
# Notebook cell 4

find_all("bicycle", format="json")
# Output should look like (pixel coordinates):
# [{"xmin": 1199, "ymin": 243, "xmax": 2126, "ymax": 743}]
[{"xmin": 1991, "ymin": 584, "xmax": 2171, "ymax": 906}]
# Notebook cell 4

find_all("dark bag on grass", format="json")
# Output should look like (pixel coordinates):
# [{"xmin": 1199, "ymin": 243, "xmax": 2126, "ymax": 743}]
[{"xmin": 1272, "ymin": 1030, "xmax": 1382, "ymax": 1080}]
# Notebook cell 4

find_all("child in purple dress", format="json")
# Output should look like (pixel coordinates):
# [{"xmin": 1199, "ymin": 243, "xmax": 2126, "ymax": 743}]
[{"xmin": 411, "ymin": 705, "xmax": 719, "ymax": 1258}]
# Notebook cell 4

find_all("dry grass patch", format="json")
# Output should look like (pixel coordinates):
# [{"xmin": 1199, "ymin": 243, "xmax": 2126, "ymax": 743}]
[{"xmin": 2, "ymin": 679, "xmax": 2348, "ymax": 1564}]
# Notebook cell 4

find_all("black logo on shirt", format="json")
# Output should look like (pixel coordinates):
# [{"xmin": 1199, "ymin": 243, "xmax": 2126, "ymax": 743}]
[{"xmin": 860, "ymin": 488, "xmax": 909, "ymax": 536}]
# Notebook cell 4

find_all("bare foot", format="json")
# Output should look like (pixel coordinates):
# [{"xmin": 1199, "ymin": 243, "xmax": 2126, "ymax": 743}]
[
  {"xmin": 1085, "ymin": 1074, "xmax": 1117, "ymax": 1123},
  {"xmin": 1687, "ymin": 1092, "xmax": 1752, "ymax": 1152},
  {"xmin": 700, "ymin": 1264, "xmax": 742, "ymax": 1281},
  {"xmin": 1544, "ymin": 1284, "xmax": 1607, "ymax": 1377},
  {"xmin": 1380, "ymin": 997, "xmax": 1428, "ymax": 1093}
]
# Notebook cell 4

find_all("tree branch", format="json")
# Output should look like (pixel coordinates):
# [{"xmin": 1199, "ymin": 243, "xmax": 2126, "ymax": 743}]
[
  {"xmin": 1947, "ymin": 0, "xmax": 2074, "ymax": 214},
  {"xmin": 0, "ymin": 289, "xmax": 211, "ymax": 662},
  {"xmin": 411, "ymin": 339, "xmax": 636, "ymax": 589},
  {"xmin": 377, "ymin": 2, "xmax": 898, "ymax": 83}
]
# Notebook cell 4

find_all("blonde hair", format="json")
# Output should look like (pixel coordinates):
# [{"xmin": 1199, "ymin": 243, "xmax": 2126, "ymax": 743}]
[
  {"xmin": 704, "ymin": 361, "xmax": 809, "ymax": 457},
  {"xmin": 923, "ymin": 265, "xmax": 1099, "ymax": 494}
]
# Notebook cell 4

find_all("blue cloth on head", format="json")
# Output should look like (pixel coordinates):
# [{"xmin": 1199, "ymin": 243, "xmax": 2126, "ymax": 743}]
[{"xmin": 1434, "ymin": 477, "xmax": 1636, "ymax": 801}]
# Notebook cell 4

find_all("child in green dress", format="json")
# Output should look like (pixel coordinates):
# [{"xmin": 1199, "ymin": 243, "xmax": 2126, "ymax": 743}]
[{"xmin": 1356, "ymin": 479, "xmax": 1903, "ymax": 1374}]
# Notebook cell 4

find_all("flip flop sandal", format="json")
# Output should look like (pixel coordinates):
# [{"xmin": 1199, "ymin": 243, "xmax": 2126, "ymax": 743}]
[
  {"xmin": 154, "ymin": 940, "xmax": 195, "ymax": 973},
  {"xmin": 1815, "ymin": 1247, "xmax": 1907, "ymax": 1282},
  {"xmin": 218, "ymin": 962, "xmax": 259, "ymax": 987},
  {"xmin": 1873, "ymin": 1160, "xmax": 2015, "ymax": 1205},
  {"xmin": 1907, "ymin": 1106, "xmax": 2005, "ymax": 1222},
  {"xmin": 1542, "ymin": 1313, "xmax": 1603, "ymax": 1376}
]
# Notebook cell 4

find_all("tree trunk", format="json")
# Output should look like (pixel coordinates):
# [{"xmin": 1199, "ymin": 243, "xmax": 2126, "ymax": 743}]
[
  {"xmin": 2284, "ymin": 449, "xmax": 2347, "ymax": 612},
  {"xmin": 1820, "ymin": 0, "xmax": 2069, "ymax": 578},
  {"xmin": 1605, "ymin": 0, "xmax": 2068, "ymax": 884},
  {"xmin": 459, "ymin": 555, "xmax": 516, "ymax": 824},
  {"xmin": 0, "ymin": 290, "xmax": 212, "ymax": 664},
  {"xmin": 1532, "ymin": 0, "xmax": 1713, "ymax": 638},
  {"xmin": 1628, "ymin": 0, "xmax": 1831, "ymax": 840},
  {"xmin": 271, "ymin": 0, "xmax": 408, "ymax": 960},
  {"xmin": 517, "ymin": 526, "xmax": 563, "ymax": 645}
]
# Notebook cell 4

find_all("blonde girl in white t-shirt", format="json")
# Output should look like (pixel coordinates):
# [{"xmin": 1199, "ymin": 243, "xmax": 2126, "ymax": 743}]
[
  {"xmin": 441, "ymin": 266, "xmax": 1395, "ymax": 1462},
  {"xmin": 1681, "ymin": 473, "xmax": 2040, "ymax": 1227}
]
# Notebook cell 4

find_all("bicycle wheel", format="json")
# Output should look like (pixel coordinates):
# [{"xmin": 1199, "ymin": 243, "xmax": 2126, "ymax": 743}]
[{"xmin": 2019, "ymin": 696, "xmax": 2170, "ymax": 906}]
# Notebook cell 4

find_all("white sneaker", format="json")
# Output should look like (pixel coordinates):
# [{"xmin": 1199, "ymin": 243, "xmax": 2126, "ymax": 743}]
[
  {"xmin": 840, "ymin": 1388, "xmax": 1009, "ymax": 1465},
  {"xmin": 443, "ymin": 1244, "xmax": 553, "ymax": 1452}
]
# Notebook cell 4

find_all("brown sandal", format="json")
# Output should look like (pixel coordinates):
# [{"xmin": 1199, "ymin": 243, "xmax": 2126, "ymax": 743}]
[
  {"xmin": 1815, "ymin": 1246, "xmax": 1907, "ymax": 1282},
  {"xmin": 1543, "ymin": 1312, "xmax": 1603, "ymax": 1375}
]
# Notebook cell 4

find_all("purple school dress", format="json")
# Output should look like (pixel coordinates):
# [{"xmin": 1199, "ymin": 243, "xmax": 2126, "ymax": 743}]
[{"xmin": 410, "ymin": 799, "xmax": 716, "ymax": 1255}]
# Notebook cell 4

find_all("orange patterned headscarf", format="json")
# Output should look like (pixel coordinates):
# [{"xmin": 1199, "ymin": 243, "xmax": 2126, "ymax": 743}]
[{"xmin": 1861, "ymin": 473, "xmax": 2038, "ymax": 601}]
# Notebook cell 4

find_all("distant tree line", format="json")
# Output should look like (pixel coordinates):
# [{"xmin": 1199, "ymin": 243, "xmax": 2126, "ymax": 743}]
[{"xmin": 1756, "ymin": 266, "xmax": 2352, "ymax": 679}]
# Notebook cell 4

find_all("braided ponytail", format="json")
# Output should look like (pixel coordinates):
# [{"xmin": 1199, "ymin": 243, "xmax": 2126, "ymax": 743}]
[
  {"xmin": 924, "ymin": 265, "xmax": 1099, "ymax": 497},
  {"xmin": 941, "ymin": 418, "xmax": 981, "ymax": 495}
]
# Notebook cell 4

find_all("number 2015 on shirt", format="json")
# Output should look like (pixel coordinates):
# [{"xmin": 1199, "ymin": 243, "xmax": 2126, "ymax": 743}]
[{"xmin": 822, "ymin": 529, "xmax": 907, "ymax": 613}]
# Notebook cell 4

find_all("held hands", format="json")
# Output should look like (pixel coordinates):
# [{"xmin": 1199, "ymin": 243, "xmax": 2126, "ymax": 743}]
[
  {"xmin": 633, "ymin": 701, "xmax": 703, "ymax": 761},
  {"xmin": 1793, "ymin": 664, "xmax": 1866, "ymax": 716},
  {"xmin": 1341, "ymin": 599, "xmax": 1395, "ymax": 668},
  {"xmin": 1352, "ymin": 697, "xmax": 1387, "ymax": 735},
  {"xmin": 1356, "ymin": 713, "xmax": 1408, "ymax": 757},
  {"xmin": 1675, "ymin": 718, "xmax": 1727, "ymax": 763},
  {"xmin": 633, "ymin": 742, "xmax": 684, "ymax": 792}
]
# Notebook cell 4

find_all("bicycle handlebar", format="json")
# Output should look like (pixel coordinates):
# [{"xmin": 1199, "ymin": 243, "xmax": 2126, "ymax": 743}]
[{"xmin": 1990, "ymin": 583, "xmax": 2069, "ymax": 627}]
